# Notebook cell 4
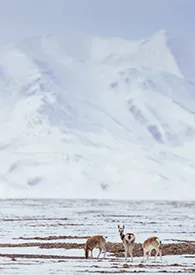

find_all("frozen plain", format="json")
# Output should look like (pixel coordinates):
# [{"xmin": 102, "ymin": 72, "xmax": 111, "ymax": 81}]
[{"xmin": 0, "ymin": 199, "xmax": 194, "ymax": 274}]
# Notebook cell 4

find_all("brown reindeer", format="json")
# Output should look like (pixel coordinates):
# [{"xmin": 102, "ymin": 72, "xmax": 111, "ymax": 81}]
[
  {"xmin": 142, "ymin": 236, "xmax": 162, "ymax": 261},
  {"xmin": 118, "ymin": 225, "xmax": 135, "ymax": 261},
  {"xmin": 84, "ymin": 235, "xmax": 106, "ymax": 259}
]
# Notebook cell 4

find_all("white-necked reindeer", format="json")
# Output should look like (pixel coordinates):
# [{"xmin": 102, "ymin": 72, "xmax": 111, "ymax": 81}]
[
  {"xmin": 84, "ymin": 235, "xmax": 106, "ymax": 259},
  {"xmin": 142, "ymin": 236, "xmax": 162, "ymax": 261},
  {"xmin": 118, "ymin": 225, "xmax": 135, "ymax": 261}
]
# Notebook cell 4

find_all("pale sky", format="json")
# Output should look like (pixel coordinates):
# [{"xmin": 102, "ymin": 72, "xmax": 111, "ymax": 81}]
[{"xmin": 0, "ymin": 0, "xmax": 194, "ymax": 43}]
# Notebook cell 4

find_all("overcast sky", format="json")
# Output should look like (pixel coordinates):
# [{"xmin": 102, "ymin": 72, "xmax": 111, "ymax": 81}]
[{"xmin": 0, "ymin": 0, "xmax": 194, "ymax": 43}]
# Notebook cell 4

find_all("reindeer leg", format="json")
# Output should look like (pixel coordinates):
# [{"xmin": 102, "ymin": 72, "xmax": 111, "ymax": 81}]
[
  {"xmin": 154, "ymin": 249, "xmax": 158, "ymax": 261},
  {"xmin": 159, "ymin": 248, "xmax": 162, "ymax": 261},
  {"xmin": 156, "ymin": 248, "xmax": 162, "ymax": 261},
  {"xmin": 103, "ymin": 246, "xmax": 106, "ymax": 259},
  {"xmin": 124, "ymin": 246, "xmax": 128, "ymax": 260},
  {"xmin": 129, "ymin": 247, "xmax": 133, "ymax": 262},
  {"xmin": 91, "ymin": 250, "xmax": 93, "ymax": 259},
  {"xmin": 97, "ymin": 248, "xmax": 101, "ymax": 258},
  {"xmin": 147, "ymin": 251, "xmax": 150, "ymax": 261}
]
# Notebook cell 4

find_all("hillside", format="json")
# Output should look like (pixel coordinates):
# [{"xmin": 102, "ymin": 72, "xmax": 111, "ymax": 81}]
[{"xmin": 0, "ymin": 30, "xmax": 195, "ymax": 200}]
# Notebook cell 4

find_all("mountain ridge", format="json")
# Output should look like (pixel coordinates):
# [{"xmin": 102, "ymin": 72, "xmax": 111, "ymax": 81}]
[{"xmin": 0, "ymin": 30, "xmax": 195, "ymax": 199}]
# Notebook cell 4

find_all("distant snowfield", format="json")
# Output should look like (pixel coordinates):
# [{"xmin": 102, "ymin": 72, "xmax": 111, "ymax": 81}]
[{"xmin": 0, "ymin": 30, "xmax": 195, "ymax": 199}]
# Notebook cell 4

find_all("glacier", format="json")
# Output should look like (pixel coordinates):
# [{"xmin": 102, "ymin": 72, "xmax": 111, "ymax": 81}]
[{"xmin": 0, "ymin": 30, "xmax": 195, "ymax": 200}]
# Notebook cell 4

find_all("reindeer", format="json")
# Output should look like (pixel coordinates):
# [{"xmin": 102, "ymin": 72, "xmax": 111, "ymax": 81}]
[
  {"xmin": 142, "ymin": 236, "xmax": 162, "ymax": 261},
  {"xmin": 84, "ymin": 235, "xmax": 106, "ymax": 259},
  {"xmin": 118, "ymin": 225, "xmax": 135, "ymax": 261}
]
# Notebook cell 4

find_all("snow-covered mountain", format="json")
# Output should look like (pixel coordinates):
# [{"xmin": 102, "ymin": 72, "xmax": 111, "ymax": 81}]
[{"xmin": 0, "ymin": 30, "xmax": 195, "ymax": 200}]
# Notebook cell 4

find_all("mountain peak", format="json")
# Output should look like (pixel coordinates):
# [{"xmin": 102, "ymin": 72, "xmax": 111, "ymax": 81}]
[
  {"xmin": 0, "ymin": 30, "xmax": 195, "ymax": 199},
  {"xmin": 152, "ymin": 29, "xmax": 168, "ymax": 38}
]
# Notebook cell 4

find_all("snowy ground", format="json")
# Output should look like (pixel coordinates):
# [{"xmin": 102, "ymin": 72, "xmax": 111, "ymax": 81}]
[
  {"xmin": 0, "ymin": 199, "xmax": 194, "ymax": 274},
  {"xmin": 0, "ymin": 253, "xmax": 194, "ymax": 275}
]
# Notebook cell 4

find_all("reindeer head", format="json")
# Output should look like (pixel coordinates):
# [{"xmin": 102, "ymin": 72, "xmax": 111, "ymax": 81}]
[{"xmin": 117, "ymin": 224, "xmax": 125, "ymax": 234}]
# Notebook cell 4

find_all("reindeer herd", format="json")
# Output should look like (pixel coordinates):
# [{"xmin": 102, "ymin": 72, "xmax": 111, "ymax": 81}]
[{"xmin": 84, "ymin": 224, "xmax": 162, "ymax": 262}]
